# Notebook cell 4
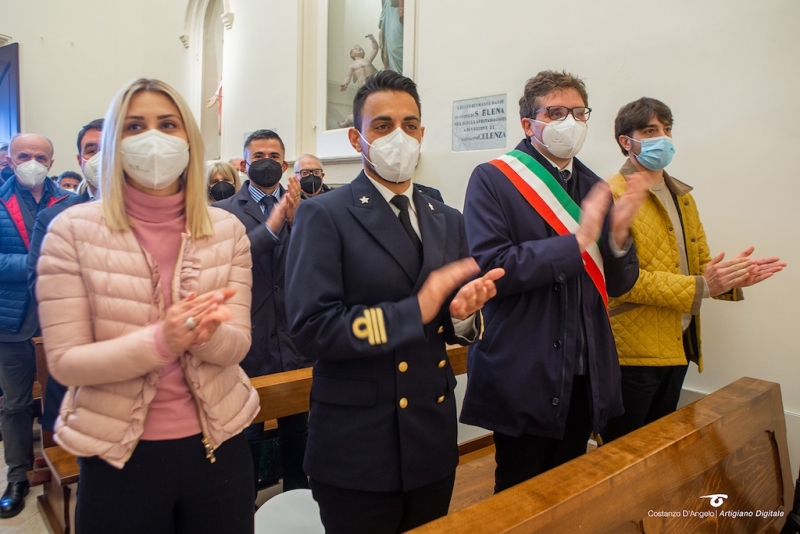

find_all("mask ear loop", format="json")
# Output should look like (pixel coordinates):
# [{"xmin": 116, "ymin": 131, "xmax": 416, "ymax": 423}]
[
  {"xmin": 527, "ymin": 117, "xmax": 550, "ymax": 151},
  {"xmin": 625, "ymin": 136, "xmax": 642, "ymax": 157},
  {"xmin": 357, "ymin": 130, "xmax": 379, "ymax": 170}
]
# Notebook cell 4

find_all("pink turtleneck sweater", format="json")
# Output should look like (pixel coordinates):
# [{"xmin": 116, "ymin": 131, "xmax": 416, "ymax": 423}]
[{"xmin": 124, "ymin": 184, "xmax": 202, "ymax": 440}]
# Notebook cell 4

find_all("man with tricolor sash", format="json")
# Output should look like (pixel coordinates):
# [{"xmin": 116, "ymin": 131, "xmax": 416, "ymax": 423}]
[
  {"xmin": 460, "ymin": 70, "xmax": 648, "ymax": 493},
  {"xmin": 601, "ymin": 97, "xmax": 786, "ymax": 443}
]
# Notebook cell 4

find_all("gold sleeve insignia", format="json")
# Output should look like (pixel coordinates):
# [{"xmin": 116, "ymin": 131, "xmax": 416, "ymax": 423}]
[{"xmin": 352, "ymin": 307, "xmax": 388, "ymax": 345}]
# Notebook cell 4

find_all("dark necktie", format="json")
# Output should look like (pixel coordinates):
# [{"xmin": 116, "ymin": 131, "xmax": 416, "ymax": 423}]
[
  {"xmin": 390, "ymin": 195, "xmax": 423, "ymax": 258},
  {"xmin": 260, "ymin": 195, "xmax": 276, "ymax": 217},
  {"xmin": 560, "ymin": 169, "xmax": 579, "ymax": 202}
]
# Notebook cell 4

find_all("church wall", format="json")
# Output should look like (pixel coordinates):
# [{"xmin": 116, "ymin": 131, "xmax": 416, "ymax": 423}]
[
  {"xmin": 0, "ymin": 0, "xmax": 190, "ymax": 175},
  {"xmin": 217, "ymin": 0, "xmax": 301, "ymax": 162}
]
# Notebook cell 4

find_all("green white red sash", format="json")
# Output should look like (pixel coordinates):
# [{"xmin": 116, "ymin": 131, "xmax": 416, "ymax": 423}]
[{"xmin": 489, "ymin": 150, "xmax": 608, "ymax": 308}]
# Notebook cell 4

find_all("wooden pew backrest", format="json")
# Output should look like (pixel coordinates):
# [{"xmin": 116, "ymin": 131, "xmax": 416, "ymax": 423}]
[{"xmin": 411, "ymin": 377, "xmax": 794, "ymax": 534}]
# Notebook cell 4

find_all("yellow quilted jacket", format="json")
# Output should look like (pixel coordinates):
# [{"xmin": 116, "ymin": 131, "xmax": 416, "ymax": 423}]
[{"xmin": 608, "ymin": 162, "xmax": 742, "ymax": 372}]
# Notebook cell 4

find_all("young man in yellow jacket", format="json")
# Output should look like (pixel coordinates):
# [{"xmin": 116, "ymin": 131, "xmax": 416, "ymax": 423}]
[{"xmin": 602, "ymin": 97, "xmax": 786, "ymax": 442}]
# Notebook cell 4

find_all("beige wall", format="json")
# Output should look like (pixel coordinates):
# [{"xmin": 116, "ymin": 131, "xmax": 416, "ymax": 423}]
[
  {"xmin": 0, "ymin": 0, "xmax": 190, "ymax": 174},
  {"xmin": 217, "ymin": 0, "xmax": 301, "ymax": 162}
]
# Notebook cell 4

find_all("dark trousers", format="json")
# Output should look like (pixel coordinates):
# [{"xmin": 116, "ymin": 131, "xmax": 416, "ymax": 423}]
[
  {"xmin": 0, "ymin": 340, "xmax": 36, "ymax": 483},
  {"xmin": 76, "ymin": 433, "xmax": 253, "ymax": 534},
  {"xmin": 601, "ymin": 364, "xmax": 689, "ymax": 443},
  {"xmin": 493, "ymin": 375, "xmax": 592, "ymax": 493},
  {"xmin": 244, "ymin": 411, "xmax": 309, "ymax": 497},
  {"xmin": 310, "ymin": 473, "xmax": 456, "ymax": 534},
  {"xmin": 41, "ymin": 375, "xmax": 67, "ymax": 433}
]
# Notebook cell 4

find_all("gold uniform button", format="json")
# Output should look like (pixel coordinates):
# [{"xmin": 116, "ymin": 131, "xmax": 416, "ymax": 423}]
[
  {"xmin": 437, "ymin": 396, "xmax": 445, "ymax": 404},
  {"xmin": 437, "ymin": 326, "xmax": 444, "ymax": 334},
  {"xmin": 399, "ymin": 398, "xmax": 408, "ymax": 409},
  {"xmin": 398, "ymin": 361, "xmax": 408, "ymax": 372},
  {"xmin": 438, "ymin": 360, "xmax": 446, "ymax": 369}
]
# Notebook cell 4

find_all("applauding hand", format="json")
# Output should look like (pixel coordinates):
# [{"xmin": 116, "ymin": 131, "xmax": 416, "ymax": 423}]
[{"xmin": 162, "ymin": 288, "xmax": 237, "ymax": 354}]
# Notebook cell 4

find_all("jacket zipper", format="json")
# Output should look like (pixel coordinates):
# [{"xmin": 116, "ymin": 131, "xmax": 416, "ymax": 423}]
[
  {"xmin": 180, "ymin": 355, "xmax": 217, "ymax": 463},
  {"xmin": 172, "ymin": 235, "xmax": 216, "ymax": 463}
]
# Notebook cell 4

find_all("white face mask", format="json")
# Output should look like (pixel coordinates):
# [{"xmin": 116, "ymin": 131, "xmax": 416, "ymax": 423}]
[
  {"xmin": 532, "ymin": 115, "xmax": 588, "ymax": 160},
  {"xmin": 360, "ymin": 127, "xmax": 420, "ymax": 184},
  {"xmin": 82, "ymin": 151, "xmax": 102, "ymax": 188},
  {"xmin": 14, "ymin": 160, "xmax": 49, "ymax": 188},
  {"xmin": 120, "ymin": 129, "xmax": 189, "ymax": 190}
]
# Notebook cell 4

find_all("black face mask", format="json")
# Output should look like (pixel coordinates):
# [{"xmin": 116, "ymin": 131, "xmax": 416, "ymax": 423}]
[
  {"xmin": 210, "ymin": 181, "xmax": 235, "ymax": 201},
  {"xmin": 247, "ymin": 158, "xmax": 283, "ymax": 188},
  {"xmin": 300, "ymin": 175, "xmax": 322, "ymax": 195},
  {"xmin": 0, "ymin": 166, "xmax": 14, "ymax": 182}
]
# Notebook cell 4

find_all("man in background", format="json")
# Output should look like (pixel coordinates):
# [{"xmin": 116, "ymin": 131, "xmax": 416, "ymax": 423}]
[
  {"xmin": 56, "ymin": 171, "xmax": 81, "ymax": 192},
  {"xmin": 0, "ymin": 144, "xmax": 11, "ymax": 185},
  {"xmin": 294, "ymin": 154, "xmax": 331, "ymax": 199},
  {"xmin": 0, "ymin": 133, "xmax": 68, "ymax": 518},
  {"xmin": 215, "ymin": 130, "xmax": 309, "ymax": 498}
]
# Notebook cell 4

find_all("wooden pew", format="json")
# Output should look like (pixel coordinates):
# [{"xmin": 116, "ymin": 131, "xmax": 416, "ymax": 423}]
[
  {"xmin": 410, "ymin": 377, "xmax": 794, "ymax": 533},
  {"xmin": 37, "ymin": 345, "xmax": 474, "ymax": 534},
  {"xmin": 250, "ymin": 346, "xmax": 469, "ymax": 423}
]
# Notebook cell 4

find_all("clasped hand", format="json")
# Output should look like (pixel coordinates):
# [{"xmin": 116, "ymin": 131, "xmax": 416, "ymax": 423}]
[
  {"xmin": 162, "ymin": 288, "xmax": 237, "ymax": 355},
  {"xmin": 265, "ymin": 176, "xmax": 302, "ymax": 233},
  {"xmin": 418, "ymin": 258, "xmax": 505, "ymax": 324},
  {"xmin": 705, "ymin": 247, "xmax": 787, "ymax": 296}
]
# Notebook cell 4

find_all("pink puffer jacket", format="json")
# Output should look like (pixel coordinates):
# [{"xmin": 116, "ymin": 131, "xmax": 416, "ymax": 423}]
[{"xmin": 36, "ymin": 202, "xmax": 259, "ymax": 468}]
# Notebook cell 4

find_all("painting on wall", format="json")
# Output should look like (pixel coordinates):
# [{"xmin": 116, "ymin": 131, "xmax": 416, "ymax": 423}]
[{"xmin": 325, "ymin": 0, "xmax": 405, "ymax": 131}]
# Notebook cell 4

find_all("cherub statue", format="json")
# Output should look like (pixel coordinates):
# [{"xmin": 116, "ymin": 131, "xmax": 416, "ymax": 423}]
[
  {"xmin": 340, "ymin": 34, "xmax": 379, "ymax": 92},
  {"xmin": 336, "ymin": 34, "xmax": 379, "ymax": 128}
]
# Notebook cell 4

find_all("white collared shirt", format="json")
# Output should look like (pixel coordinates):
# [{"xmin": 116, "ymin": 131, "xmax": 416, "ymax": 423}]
[{"xmin": 365, "ymin": 174, "xmax": 421, "ymax": 239}]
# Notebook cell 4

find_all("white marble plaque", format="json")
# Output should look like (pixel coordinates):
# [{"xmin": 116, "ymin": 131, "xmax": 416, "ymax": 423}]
[{"xmin": 452, "ymin": 94, "xmax": 507, "ymax": 152}]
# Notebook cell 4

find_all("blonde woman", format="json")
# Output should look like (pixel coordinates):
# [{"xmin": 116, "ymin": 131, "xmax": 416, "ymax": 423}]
[
  {"xmin": 36, "ymin": 78, "xmax": 259, "ymax": 534},
  {"xmin": 207, "ymin": 161, "xmax": 241, "ymax": 203}
]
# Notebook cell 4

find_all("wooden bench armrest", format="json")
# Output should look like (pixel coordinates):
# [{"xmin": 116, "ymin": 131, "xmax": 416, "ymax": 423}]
[{"xmin": 42, "ymin": 446, "xmax": 80, "ymax": 486}]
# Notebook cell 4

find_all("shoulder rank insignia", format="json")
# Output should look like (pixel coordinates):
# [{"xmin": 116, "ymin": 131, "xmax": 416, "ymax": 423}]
[
  {"xmin": 428, "ymin": 202, "xmax": 434, "ymax": 211},
  {"xmin": 360, "ymin": 196, "xmax": 370, "ymax": 204},
  {"xmin": 353, "ymin": 307, "xmax": 387, "ymax": 345}
]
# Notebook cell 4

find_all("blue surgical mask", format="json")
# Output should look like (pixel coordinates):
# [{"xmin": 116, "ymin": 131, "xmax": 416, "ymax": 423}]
[{"xmin": 629, "ymin": 136, "xmax": 675, "ymax": 171}]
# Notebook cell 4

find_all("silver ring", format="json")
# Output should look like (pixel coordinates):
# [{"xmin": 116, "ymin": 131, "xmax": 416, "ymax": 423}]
[{"xmin": 186, "ymin": 316, "xmax": 198, "ymax": 330}]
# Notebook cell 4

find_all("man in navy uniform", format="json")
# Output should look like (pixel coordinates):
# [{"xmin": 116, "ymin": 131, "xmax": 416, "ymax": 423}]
[
  {"xmin": 286, "ymin": 71, "xmax": 502, "ymax": 533},
  {"xmin": 460, "ymin": 70, "xmax": 648, "ymax": 493},
  {"xmin": 214, "ymin": 130, "xmax": 309, "ymax": 496}
]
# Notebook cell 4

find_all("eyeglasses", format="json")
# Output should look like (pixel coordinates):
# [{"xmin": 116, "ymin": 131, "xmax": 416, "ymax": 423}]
[
  {"xmin": 297, "ymin": 169, "xmax": 323, "ymax": 178},
  {"xmin": 533, "ymin": 106, "xmax": 592, "ymax": 122}
]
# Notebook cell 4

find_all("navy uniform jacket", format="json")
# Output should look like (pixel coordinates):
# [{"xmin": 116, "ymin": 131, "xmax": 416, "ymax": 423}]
[
  {"xmin": 415, "ymin": 184, "xmax": 443, "ymax": 202},
  {"xmin": 214, "ymin": 181, "xmax": 309, "ymax": 377},
  {"xmin": 460, "ymin": 139, "xmax": 639, "ymax": 439},
  {"xmin": 286, "ymin": 172, "xmax": 471, "ymax": 493}
]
